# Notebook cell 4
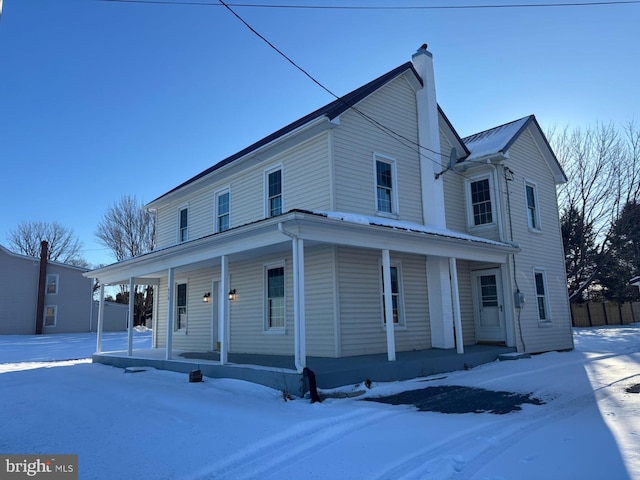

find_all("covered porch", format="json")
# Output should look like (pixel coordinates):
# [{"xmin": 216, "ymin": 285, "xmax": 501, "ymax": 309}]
[{"xmin": 93, "ymin": 343, "xmax": 515, "ymax": 396}]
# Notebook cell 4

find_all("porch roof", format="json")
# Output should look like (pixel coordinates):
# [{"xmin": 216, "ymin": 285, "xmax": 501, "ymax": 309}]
[{"xmin": 85, "ymin": 210, "xmax": 518, "ymax": 285}]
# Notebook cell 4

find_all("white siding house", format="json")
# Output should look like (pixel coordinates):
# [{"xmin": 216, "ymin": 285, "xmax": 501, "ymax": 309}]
[{"xmin": 86, "ymin": 46, "xmax": 573, "ymax": 385}]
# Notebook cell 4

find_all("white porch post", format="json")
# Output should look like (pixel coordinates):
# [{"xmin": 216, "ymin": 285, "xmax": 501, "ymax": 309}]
[
  {"xmin": 96, "ymin": 284, "xmax": 105, "ymax": 354},
  {"xmin": 166, "ymin": 268, "xmax": 174, "ymax": 360},
  {"xmin": 382, "ymin": 249, "xmax": 396, "ymax": 361},
  {"xmin": 219, "ymin": 255, "xmax": 228, "ymax": 366},
  {"xmin": 449, "ymin": 258, "xmax": 464, "ymax": 354},
  {"xmin": 427, "ymin": 256, "xmax": 455, "ymax": 349},
  {"xmin": 127, "ymin": 278, "xmax": 135, "ymax": 356},
  {"xmin": 292, "ymin": 237, "xmax": 306, "ymax": 372}
]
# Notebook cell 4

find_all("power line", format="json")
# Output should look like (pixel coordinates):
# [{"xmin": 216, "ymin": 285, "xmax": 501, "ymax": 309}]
[{"xmin": 99, "ymin": 0, "xmax": 640, "ymax": 9}]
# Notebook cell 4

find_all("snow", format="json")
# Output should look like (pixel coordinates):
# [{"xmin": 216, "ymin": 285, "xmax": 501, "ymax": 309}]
[
  {"xmin": 463, "ymin": 117, "xmax": 530, "ymax": 161},
  {"xmin": 1, "ymin": 326, "xmax": 639, "ymax": 479},
  {"xmin": 314, "ymin": 210, "xmax": 514, "ymax": 247}
]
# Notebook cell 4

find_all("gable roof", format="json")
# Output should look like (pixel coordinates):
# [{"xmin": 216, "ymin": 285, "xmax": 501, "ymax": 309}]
[
  {"xmin": 0, "ymin": 244, "xmax": 89, "ymax": 272},
  {"xmin": 149, "ymin": 62, "xmax": 423, "ymax": 206},
  {"xmin": 463, "ymin": 115, "xmax": 567, "ymax": 184}
]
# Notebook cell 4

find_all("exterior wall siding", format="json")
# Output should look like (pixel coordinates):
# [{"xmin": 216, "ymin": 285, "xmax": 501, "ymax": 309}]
[
  {"xmin": 333, "ymin": 76, "xmax": 423, "ymax": 224},
  {"xmin": 153, "ymin": 133, "xmax": 331, "ymax": 250}
]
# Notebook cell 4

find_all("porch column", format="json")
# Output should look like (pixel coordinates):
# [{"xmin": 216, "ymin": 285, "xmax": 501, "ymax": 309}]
[
  {"xmin": 127, "ymin": 278, "xmax": 135, "ymax": 356},
  {"xmin": 292, "ymin": 237, "xmax": 306, "ymax": 372},
  {"xmin": 427, "ymin": 256, "xmax": 455, "ymax": 348},
  {"xmin": 449, "ymin": 258, "xmax": 464, "ymax": 354},
  {"xmin": 166, "ymin": 267, "xmax": 175, "ymax": 360},
  {"xmin": 96, "ymin": 283, "xmax": 105, "ymax": 353},
  {"xmin": 382, "ymin": 249, "xmax": 396, "ymax": 361},
  {"xmin": 219, "ymin": 255, "xmax": 228, "ymax": 365}
]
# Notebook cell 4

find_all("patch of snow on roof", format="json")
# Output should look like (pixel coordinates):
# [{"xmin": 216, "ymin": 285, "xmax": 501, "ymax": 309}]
[
  {"xmin": 314, "ymin": 211, "xmax": 514, "ymax": 247},
  {"xmin": 463, "ymin": 116, "xmax": 530, "ymax": 160}
]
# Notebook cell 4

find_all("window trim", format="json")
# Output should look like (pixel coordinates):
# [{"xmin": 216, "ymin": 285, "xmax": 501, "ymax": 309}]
[
  {"xmin": 175, "ymin": 280, "xmax": 188, "ymax": 333},
  {"xmin": 264, "ymin": 165, "xmax": 283, "ymax": 218},
  {"xmin": 379, "ymin": 261, "xmax": 406, "ymax": 328},
  {"xmin": 373, "ymin": 153, "xmax": 399, "ymax": 217},
  {"xmin": 44, "ymin": 305, "xmax": 57, "ymax": 327},
  {"xmin": 215, "ymin": 187, "xmax": 231, "ymax": 233},
  {"xmin": 533, "ymin": 268, "xmax": 551, "ymax": 324},
  {"xmin": 524, "ymin": 180, "xmax": 542, "ymax": 231},
  {"xmin": 177, "ymin": 205, "xmax": 189, "ymax": 243},
  {"xmin": 46, "ymin": 274, "xmax": 59, "ymax": 295},
  {"xmin": 264, "ymin": 262, "xmax": 286, "ymax": 333},
  {"xmin": 466, "ymin": 174, "xmax": 496, "ymax": 229}
]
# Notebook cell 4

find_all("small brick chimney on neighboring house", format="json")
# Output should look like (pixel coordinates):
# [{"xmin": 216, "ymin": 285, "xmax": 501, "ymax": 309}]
[{"xmin": 35, "ymin": 240, "xmax": 48, "ymax": 335}]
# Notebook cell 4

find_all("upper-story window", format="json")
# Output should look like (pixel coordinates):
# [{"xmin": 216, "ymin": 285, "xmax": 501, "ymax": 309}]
[
  {"xmin": 266, "ymin": 168, "xmax": 282, "ymax": 217},
  {"xmin": 216, "ymin": 189, "xmax": 230, "ymax": 233},
  {"xmin": 534, "ymin": 270, "xmax": 550, "ymax": 322},
  {"xmin": 374, "ymin": 154, "xmax": 398, "ymax": 215},
  {"xmin": 468, "ymin": 177, "xmax": 494, "ymax": 226},
  {"xmin": 525, "ymin": 182, "xmax": 541, "ymax": 230},
  {"xmin": 46, "ymin": 274, "xmax": 59, "ymax": 295},
  {"xmin": 178, "ymin": 206, "xmax": 188, "ymax": 242}
]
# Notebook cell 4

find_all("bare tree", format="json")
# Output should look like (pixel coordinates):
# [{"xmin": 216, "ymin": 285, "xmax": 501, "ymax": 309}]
[
  {"xmin": 7, "ymin": 220, "xmax": 86, "ymax": 266},
  {"xmin": 96, "ymin": 195, "xmax": 155, "ymax": 262},
  {"xmin": 549, "ymin": 121, "xmax": 640, "ymax": 301},
  {"xmin": 96, "ymin": 195, "xmax": 155, "ymax": 326}
]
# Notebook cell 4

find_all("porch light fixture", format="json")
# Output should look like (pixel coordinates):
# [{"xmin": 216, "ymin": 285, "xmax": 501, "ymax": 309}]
[
  {"xmin": 228, "ymin": 289, "xmax": 236, "ymax": 301},
  {"xmin": 202, "ymin": 292, "xmax": 211, "ymax": 303}
]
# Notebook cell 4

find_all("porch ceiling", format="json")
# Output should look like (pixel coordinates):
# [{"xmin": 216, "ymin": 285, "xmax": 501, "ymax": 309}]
[{"xmin": 85, "ymin": 210, "xmax": 518, "ymax": 284}]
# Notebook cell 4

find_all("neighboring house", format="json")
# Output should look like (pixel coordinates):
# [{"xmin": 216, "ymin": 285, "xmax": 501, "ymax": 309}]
[
  {"xmin": 87, "ymin": 46, "xmax": 573, "ymax": 384},
  {"xmin": 0, "ymin": 244, "xmax": 126, "ymax": 334},
  {"xmin": 631, "ymin": 276, "xmax": 640, "ymax": 293}
]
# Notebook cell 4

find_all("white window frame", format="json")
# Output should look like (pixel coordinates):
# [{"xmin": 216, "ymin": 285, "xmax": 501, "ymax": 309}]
[
  {"xmin": 44, "ymin": 305, "xmax": 57, "ymax": 327},
  {"xmin": 177, "ymin": 205, "xmax": 189, "ymax": 243},
  {"xmin": 175, "ymin": 280, "xmax": 188, "ymax": 333},
  {"xmin": 533, "ymin": 268, "xmax": 551, "ymax": 323},
  {"xmin": 525, "ymin": 180, "xmax": 542, "ymax": 231},
  {"xmin": 264, "ymin": 262, "xmax": 286, "ymax": 333},
  {"xmin": 373, "ymin": 153, "xmax": 399, "ymax": 217},
  {"xmin": 379, "ymin": 262, "xmax": 406, "ymax": 328},
  {"xmin": 264, "ymin": 165, "xmax": 283, "ymax": 218},
  {"xmin": 466, "ymin": 174, "xmax": 495, "ymax": 229},
  {"xmin": 46, "ymin": 274, "xmax": 59, "ymax": 295},
  {"xmin": 215, "ymin": 187, "xmax": 231, "ymax": 233}
]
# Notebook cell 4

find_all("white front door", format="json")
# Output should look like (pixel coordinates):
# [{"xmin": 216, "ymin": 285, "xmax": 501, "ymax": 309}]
[{"xmin": 472, "ymin": 269, "xmax": 506, "ymax": 343}]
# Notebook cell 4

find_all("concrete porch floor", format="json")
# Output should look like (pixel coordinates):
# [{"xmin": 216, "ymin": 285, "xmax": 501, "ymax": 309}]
[{"xmin": 93, "ymin": 344, "xmax": 515, "ymax": 397}]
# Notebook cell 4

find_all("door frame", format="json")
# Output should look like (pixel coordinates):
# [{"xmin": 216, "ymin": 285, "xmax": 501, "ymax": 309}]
[{"xmin": 471, "ymin": 268, "xmax": 506, "ymax": 343}]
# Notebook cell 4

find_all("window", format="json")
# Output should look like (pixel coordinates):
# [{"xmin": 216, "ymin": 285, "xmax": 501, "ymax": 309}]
[
  {"xmin": 46, "ymin": 274, "xmax": 59, "ymax": 295},
  {"xmin": 267, "ymin": 169, "xmax": 282, "ymax": 217},
  {"xmin": 469, "ymin": 178, "xmax": 493, "ymax": 226},
  {"xmin": 175, "ymin": 282, "xmax": 187, "ymax": 331},
  {"xmin": 381, "ymin": 265, "xmax": 403, "ymax": 325},
  {"xmin": 526, "ymin": 183, "xmax": 540, "ymax": 230},
  {"xmin": 44, "ymin": 305, "xmax": 57, "ymax": 327},
  {"xmin": 534, "ymin": 271, "xmax": 549, "ymax": 322},
  {"xmin": 375, "ymin": 156, "xmax": 397, "ymax": 214},
  {"xmin": 216, "ymin": 190, "xmax": 230, "ymax": 232},
  {"xmin": 266, "ymin": 265, "xmax": 285, "ymax": 329},
  {"xmin": 178, "ymin": 207, "xmax": 188, "ymax": 242}
]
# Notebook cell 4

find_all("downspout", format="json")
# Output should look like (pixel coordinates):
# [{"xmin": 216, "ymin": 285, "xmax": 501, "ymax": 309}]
[
  {"xmin": 278, "ymin": 223, "xmax": 305, "ymax": 372},
  {"xmin": 35, "ymin": 241, "xmax": 48, "ymax": 335}
]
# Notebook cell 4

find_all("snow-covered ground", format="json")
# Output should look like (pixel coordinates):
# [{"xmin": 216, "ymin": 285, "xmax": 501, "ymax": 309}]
[{"xmin": 1, "ymin": 326, "xmax": 639, "ymax": 479}]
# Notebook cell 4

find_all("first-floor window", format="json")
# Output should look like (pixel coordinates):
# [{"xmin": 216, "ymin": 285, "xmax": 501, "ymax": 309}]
[
  {"xmin": 267, "ymin": 265, "xmax": 285, "ymax": 329},
  {"xmin": 176, "ymin": 282, "xmax": 187, "ymax": 331},
  {"xmin": 46, "ymin": 274, "xmax": 59, "ymax": 294},
  {"xmin": 534, "ymin": 271, "xmax": 549, "ymax": 321},
  {"xmin": 381, "ymin": 265, "xmax": 402, "ymax": 325},
  {"xmin": 44, "ymin": 305, "xmax": 57, "ymax": 327}
]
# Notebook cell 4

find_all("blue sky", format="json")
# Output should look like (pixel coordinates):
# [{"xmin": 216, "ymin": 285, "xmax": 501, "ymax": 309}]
[{"xmin": 1, "ymin": 0, "xmax": 638, "ymax": 267}]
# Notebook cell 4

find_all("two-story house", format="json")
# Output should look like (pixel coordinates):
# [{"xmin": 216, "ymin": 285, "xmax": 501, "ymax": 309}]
[{"xmin": 87, "ymin": 46, "xmax": 573, "ymax": 391}]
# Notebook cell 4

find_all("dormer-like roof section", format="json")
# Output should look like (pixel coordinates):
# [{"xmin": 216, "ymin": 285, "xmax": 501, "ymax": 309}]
[
  {"xmin": 463, "ymin": 115, "xmax": 567, "ymax": 184},
  {"xmin": 148, "ymin": 62, "xmax": 423, "ymax": 207}
]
